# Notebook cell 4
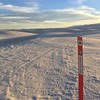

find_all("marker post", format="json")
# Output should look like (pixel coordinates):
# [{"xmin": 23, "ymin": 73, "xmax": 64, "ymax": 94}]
[{"xmin": 77, "ymin": 36, "xmax": 83, "ymax": 100}]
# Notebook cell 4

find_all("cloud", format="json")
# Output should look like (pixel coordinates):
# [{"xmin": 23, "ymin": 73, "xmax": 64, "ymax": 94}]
[
  {"xmin": 54, "ymin": 5, "xmax": 100, "ymax": 18},
  {"xmin": 0, "ymin": 5, "xmax": 100, "ymax": 29},
  {"xmin": 0, "ymin": 2, "xmax": 39, "ymax": 13},
  {"xmin": 0, "ymin": 16, "xmax": 30, "ymax": 19},
  {"xmin": 43, "ymin": 20, "xmax": 65, "ymax": 24}
]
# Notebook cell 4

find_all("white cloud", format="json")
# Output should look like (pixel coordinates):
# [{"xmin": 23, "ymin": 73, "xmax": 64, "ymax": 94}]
[
  {"xmin": 0, "ymin": 16, "xmax": 30, "ymax": 19},
  {"xmin": 43, "ymin": 20, "xmax": 65, "ymax": 24},
  {"xmin": 78, "ymin": 5, "xmax": 95, "ymax": 10},
  {"xmin": 54, "ymin": 5, "xmax": 100, "ymax": 19},
  {"xmin": 0, "ymin": 2, "xmax": 39, "ymax": 13},
  {"xmin": 0, "ymin": 5, "xmax": 100, "ymax": 29}
]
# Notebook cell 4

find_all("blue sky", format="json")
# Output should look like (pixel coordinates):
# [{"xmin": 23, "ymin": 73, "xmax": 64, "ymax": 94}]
[
  {"xmin": 0, "ymin": 0, "xmax": 100, "ymax": 29},
  {"xmin": 0, "ymin": 0, "xmax": 100, "ymax": 10}
]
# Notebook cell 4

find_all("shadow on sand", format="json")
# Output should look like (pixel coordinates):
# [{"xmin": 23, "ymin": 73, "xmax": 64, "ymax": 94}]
[{"xmin": 0, "ymin": 24, "xmax": 100, "ymax": 47}]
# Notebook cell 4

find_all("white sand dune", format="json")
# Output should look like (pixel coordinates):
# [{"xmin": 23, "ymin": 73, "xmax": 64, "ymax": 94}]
[
  {"xmin": 0, "ymin": 25, "xmax": 100, "ymax": 100},
  {"xmin": 0, "ymin": 31, "xmax": 36, "ymax": 40}
]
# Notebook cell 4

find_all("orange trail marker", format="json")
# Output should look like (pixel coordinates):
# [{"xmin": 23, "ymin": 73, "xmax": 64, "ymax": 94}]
[{"xmin": 77, "ymin": 36, "xmax": 83, "ymax": 100}]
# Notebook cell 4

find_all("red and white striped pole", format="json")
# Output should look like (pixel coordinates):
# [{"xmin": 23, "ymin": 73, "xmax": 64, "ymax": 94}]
[{"xmin": 77, "ymin": 36, "xmax": 83, "ymax": 100}]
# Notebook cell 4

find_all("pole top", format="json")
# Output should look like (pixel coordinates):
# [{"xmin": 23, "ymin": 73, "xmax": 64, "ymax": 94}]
[
  {"xmin": 77, "ymin": 36, "xmax": 82, "ymax": 41},
  {"xmin": 77, "ymin": 36, "xmax": 83, "ymax": 46}
]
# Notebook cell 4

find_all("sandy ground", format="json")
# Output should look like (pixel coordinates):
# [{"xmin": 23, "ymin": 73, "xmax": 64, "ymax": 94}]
[
  {"xmin": 0, "ymin": 30, "xmax": 36, "ymax": 40},
  {"xmin": 0, "ymin": 25, "xmax": 100, "ymax": 100}
]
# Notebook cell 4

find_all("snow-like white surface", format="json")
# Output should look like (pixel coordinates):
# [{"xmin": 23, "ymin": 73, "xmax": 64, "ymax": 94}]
[
  {"xmin": 0, "ymin": 26, "xmax": 100, "ymax": 100},
  {"xmin": 0, "ymin": 30, "xmax": 36, "ymax": 40}
]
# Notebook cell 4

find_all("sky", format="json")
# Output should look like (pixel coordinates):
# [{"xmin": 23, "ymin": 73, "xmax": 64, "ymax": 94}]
[{"xmin": 0, "ymin": 0, "xmax": 100, "ymax": 29}]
